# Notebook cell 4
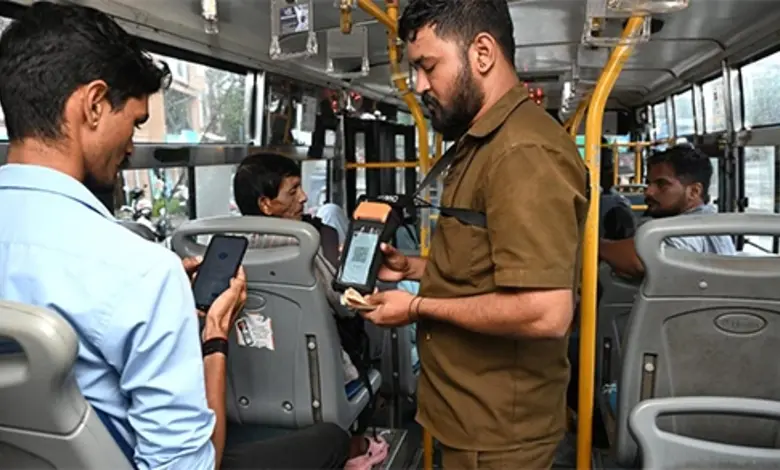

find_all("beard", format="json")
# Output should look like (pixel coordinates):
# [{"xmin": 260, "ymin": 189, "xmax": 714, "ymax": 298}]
[
  {"xmin": 645, "ymin": 197, "xmax": 684, "ymax": 219},
  {"xmin": 422, "ymin": 61, "xmax": 484, "ymax": 141}
]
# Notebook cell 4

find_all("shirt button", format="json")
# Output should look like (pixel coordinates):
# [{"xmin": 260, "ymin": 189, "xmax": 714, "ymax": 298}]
[{"xmin": 425, "ymin": 333, "xmax": 432, "ymax": 341}]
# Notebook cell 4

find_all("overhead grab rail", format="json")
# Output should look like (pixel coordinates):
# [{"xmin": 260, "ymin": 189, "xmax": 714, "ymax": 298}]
[{"xmin": 577, "ymin": 15, "xmax": 646, "ymax": 470}]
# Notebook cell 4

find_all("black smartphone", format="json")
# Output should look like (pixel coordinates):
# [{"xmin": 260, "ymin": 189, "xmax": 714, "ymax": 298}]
[{"xmin": 192, "ymin": 234, "xmax": 249, "ymax": 311}]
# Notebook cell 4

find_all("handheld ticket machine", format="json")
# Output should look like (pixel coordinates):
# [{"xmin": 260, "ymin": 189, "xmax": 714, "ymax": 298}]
[{"xmin": 333, "ymin": 200, "xmax": 402, "ymax": 295}]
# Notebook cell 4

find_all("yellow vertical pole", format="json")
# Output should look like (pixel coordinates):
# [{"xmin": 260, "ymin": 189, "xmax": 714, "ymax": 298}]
[{"xmin": 577, "ymin": 15, "xmax": 645, "ymax": 470}]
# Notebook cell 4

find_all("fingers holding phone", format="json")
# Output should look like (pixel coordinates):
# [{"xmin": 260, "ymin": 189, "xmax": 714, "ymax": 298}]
[
  {"xmin": 202, "ymin": 266, "xmax": 247, "ymax": 338},
  {"xmin": 191, "ymin": 235, "xmax": 249, "ymax": 339}
]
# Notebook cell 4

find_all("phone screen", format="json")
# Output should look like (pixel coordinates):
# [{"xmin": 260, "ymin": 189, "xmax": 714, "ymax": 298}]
[
  {"xmin": 192, "ymin": 235, "xmax": 248, "ymax": 310},
  {"xmin": 339, "ymin": 226, "xmax": 380, "ymax": 286}
]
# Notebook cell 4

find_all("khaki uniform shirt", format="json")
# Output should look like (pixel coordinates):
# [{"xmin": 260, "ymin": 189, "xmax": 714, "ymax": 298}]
[{"xmin": 416, "ymin": 84, "xmax": 588, "ymax": 451}]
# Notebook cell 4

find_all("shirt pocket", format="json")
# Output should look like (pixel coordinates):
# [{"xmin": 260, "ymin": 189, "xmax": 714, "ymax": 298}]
[{"xmin": 433, "ymin": 215, "xmax": 492, "ymax": 285}]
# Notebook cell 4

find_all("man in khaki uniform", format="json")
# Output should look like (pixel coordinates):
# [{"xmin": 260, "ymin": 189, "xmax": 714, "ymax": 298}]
[{"xmin": 362, "ymin": 0, "xmax": 589, "ymax": 467}]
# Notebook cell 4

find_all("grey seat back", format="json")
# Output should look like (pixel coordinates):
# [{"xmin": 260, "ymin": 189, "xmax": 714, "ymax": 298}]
[
  {"xmin": 0, "ymin": 300, "xmax": 132, "ymax": 469},
  {"xmin": 595, "ymin": 262, "xmax": 639, "ymax": 413},
  {"xmin": 630, "ymin": 397, "xmax": 780, "ymax": 469},
  {"xmin": 616, "ymin": 213, "xmax": 780, "ymax": 466},
  {"xmin": 171, "ymin": 216, "xmax": 380, "ymax": 431}
]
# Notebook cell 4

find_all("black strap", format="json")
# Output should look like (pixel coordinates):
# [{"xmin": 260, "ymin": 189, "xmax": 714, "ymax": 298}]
[
  {"xmin": 202, "ymin": 337, "xmax": 229, "ymax": 358},
  {"xmin": 399, "ymin": 145, "xmax": 487, "ymax": 229},
  {"xmin": 94, "ymin": 407, "xmax": 137, "ymax": 469},
  {"xmin": 409, "ymin": 144, "xmax": 459, "ymax": 201}
]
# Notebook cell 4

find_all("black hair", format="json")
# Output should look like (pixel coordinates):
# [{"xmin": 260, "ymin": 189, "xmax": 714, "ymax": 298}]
[
  {"xmin": 398, "ymin": 0, "xmax": 516, "ymax": 68},
  {"xmin": 0, "ymin": 2, "xmax": 169, "ymax": 141},
  {"xmin": 647, "ymin": 144, "xmax": 714, "ymax": 203},
  {"xmin": 233, "ymin": 153, "xmax": 302, "ymax": 216}
]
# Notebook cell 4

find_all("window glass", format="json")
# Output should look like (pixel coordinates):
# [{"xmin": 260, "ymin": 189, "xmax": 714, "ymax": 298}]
[
  {"xmin": 302, "ymin": 160, "xmax": 329, "ymax": 216},
  {"xmin": 0, "ymin": 17, "xmax": 12, "ymax": 141},
  {"xmin": 742, "ymin": 50, "xmax": 780, "ymax": 127},
  {"xmin": 134, "ymin": 54, "xmax": 248, "ymax": 144},
  {"xmin": 673, "ymin": 90, "xmax": 695, "ymax": 136},
  {"xmin": 196, "ymin": 165, "xmax": 237, "ymax": 218},
  {"xmin": 742, "ymin": 147, "xmax": 776, "ymax": 254},
  {"xmin": 702, "ymin": 77, "xmax": 726, "ymax": 133},
  {"xmin": 265, "ymin": 77, "xmax": 332, "ymax": 149},
  {"xmin": 116, "ymin": 167, "xmax": 190, "ymax": 238},
  {"xmin": 653, "ymin": 102, "xmax": 669, "ymax": 140},
  {"xmin": 730, "ymin": 68, "xmax": 742, "ymax": 131}
]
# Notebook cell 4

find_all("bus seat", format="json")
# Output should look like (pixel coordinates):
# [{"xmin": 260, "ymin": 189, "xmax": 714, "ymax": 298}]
[
  {"xmin": 171, "ymin": 216, "xmax": 381, "ymax": 431},
  {"xmin": 0, "ymin": 300, "xmax": 133, "ymax": 469},
  {"xmin": 595, "ymin": 262, "xmax": 639, "ymax": 418},
  {"xmin": 629, "ymin": 397, "xmax": 780, "ymax": 469},
  {"xmin": 117, "ymin": 220, "xmax": 157, "ymax": 242},
  {"xmin": 379, "ymin": 325, "xmax": 418, "ymax": 397},
  {"xmin": 616, "ymin": 213, "xmax": 780, "ymax": 466},
  {"xmin": 379, "ymin": 280, "xmax": 420, "ymax": 398}
]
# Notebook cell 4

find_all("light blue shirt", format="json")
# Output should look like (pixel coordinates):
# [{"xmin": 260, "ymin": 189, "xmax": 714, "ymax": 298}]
[
  {"xmin": 664, "ymin": 204, "xmax": 737, "ymax": 255},
  {"xmin": 316, "ymin": 203, "xmax": 349, "ymax": 244},
  {"xmin": 638, "ymin": 204, "xmax": 737, "ymax": 255},
  {"xmin": 0, "ymin": 164, "xmax": 215, "ymax": 470}
]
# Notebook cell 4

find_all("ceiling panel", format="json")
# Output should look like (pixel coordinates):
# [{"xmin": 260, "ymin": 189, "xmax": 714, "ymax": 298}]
[{"xmin": 54, "ymin": 0, "xmax": 780, "ymax": 110}]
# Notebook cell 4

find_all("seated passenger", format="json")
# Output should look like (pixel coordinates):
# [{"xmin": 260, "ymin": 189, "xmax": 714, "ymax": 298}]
[
  {"xmin": 232, "ymin": 153, "xmax": 389, "ymax": 469},
  {"xmin": 0, "ymin": 4, "xmax": 349, "ymax": 469},
  {"xmin": 599, "ymin": 145, "xmax": 736, "ymax": 279}
]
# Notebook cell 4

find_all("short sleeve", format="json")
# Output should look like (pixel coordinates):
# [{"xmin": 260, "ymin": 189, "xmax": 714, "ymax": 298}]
[{"xmin": 485, "ymin": 143, "xmax": 588, "ymax": 289}]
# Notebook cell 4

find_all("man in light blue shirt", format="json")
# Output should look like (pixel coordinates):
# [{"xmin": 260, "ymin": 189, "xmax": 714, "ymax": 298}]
[
  {"xmin": 599, "ymin": 145, "xmax": 736, "ymax": 279},
  {"xmin": 0, "ymin": 3, "xmax": 348, "ymax": 470}
]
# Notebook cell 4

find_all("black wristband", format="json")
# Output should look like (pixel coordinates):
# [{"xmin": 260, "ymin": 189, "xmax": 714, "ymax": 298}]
[{"xmin": 202, "ymin": 337, "xmax": 228, "ymax": 358}]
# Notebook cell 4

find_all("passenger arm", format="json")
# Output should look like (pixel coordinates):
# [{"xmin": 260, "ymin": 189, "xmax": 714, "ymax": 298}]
[
  {"xmin": 103, "ymin": 255, "xmax": 217, "ymax": 470},
  {"xmin": 419, "ymin": 144, "xmax": 587, "ymax": 339},
  {"xmin": 599, "ymin": 237, "xmax": 644, "ymax": 278}
]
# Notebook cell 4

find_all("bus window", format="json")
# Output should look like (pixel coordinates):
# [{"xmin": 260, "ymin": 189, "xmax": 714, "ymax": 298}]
[
  {"xmin": 673, "ymin": 90, "xmax": 695, "ymax": 136},
  {"xmin": 742, "ymin": 50, "xmax": 780, "ymax": 128},
  {"xmin": 743, "ymin": 147, "xmax": 776, "ymax": 254},
  {"xmin": 134, "ymin": 54, "xmax": 248, "ymax": 144},
  {"xmin": 702, "ymin": 77, "xmax": 727, "ymax": 134},
  {"xmin": 196, "ymin": 164, "xmax": 237, "ymax": 219},
  {"xmin": 653, "ymin": 102, "xmax": 669, "ymax": 140}
]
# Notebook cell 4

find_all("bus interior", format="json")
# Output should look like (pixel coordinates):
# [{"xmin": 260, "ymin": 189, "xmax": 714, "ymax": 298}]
[{"xmin": 3, "ymin": 0, "xmax": 780, "ymax": 468}]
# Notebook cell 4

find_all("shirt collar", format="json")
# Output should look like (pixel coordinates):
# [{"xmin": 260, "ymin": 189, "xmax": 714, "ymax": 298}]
[
  {"xmin": 0, "ymin": 164, "xmax": 115, "ymax": 220},
  {"xmin": 466, "ymin": 84, "xmax": 530, "ymax": 139}
]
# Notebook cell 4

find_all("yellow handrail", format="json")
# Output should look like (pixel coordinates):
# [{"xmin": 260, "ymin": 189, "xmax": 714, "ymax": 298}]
[
  {"xmin": 634, "ymin": 147, "xmax": 643, "ymax": 184},
  {"xmin": 357, "ymin": 0, "xmax": 396, "ymax": 31},
  {"xmin": 566, "ymin": 94, "xmax": 591, "ymax": 139},
  {"xmin": 575, "ymin": 140, "xmax": 672, "ymax": 149},
  {"xmin": 577, "ymin": 15, "xmax": 646, "ymax": 470},
  {"xmin": 345, "ymin": 162, "xmax": 419, "ymax": 169}
]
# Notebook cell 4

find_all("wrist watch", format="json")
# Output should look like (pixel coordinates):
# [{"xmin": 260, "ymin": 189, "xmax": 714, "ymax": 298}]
[{"xmin": 202, "ymin": 337, "xmax": 228, "ymax": 358}]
